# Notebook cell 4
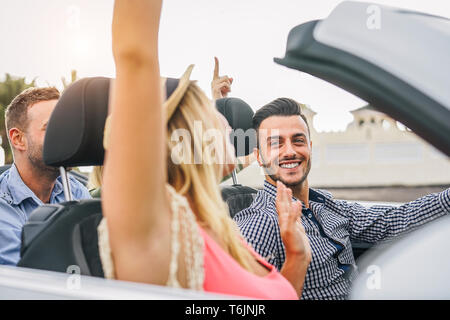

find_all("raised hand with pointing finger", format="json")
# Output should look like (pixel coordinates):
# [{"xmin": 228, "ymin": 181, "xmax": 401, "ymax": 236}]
[{"xmin": 211, "ymin": 57, "xmax": 233, "ymax": 100}]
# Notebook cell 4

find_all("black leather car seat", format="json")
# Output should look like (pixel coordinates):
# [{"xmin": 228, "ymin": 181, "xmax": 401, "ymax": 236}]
[
  {"xmin": 215, "ymin": 97, "xmax": 258, "ymax": 218},
  {"xmin": 0, "ymin": 164, "xmax": 11, "ymax": 175},
  {"xmin": 18, "ymin": 77, "xmax": 110, "ymax": 276}
]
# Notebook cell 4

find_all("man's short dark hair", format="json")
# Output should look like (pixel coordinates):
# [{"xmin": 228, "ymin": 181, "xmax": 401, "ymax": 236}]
[
  {"xmin": 5, "ymin": 87, "xmax": 60, "ymax": 133},
  {"xmin": 252, "ymin": 98, "xmax": 310, "ymax": 148}
]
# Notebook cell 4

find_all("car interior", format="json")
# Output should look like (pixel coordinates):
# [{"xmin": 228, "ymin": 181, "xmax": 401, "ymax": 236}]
[
  {"xmin": 17, "ymin": 77, "xmax": 110, "ymax": 277},
  {"xmin": 2, "ymin": 1, "xmax": 446, "ymax": 299},
  {"xmin": 15, "ymin": 73, "xmax": 377, "ymax": 278}
]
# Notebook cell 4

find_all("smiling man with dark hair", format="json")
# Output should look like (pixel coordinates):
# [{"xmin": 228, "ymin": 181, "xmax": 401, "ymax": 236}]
[{"xmin": 233, "ymin": 97, "xmax": 450, "ymax": 300}]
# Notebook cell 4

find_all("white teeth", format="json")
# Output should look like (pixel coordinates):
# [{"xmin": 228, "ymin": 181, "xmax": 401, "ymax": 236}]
[{"xmin": 280, "ymin": 163, "xmax": 299, "ymax": 169}]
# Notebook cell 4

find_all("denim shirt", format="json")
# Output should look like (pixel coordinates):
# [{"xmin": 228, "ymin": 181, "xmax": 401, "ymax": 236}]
[{"xmin": 0, "ymin": 164, "xmax": 92, "ymax": 265}]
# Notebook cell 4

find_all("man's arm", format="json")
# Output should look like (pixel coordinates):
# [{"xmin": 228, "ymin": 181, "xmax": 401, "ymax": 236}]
[
  {"xmin": 0, "ymin": 201, "xmax": 25, "ymax": 265},
  {"xmin": 342, "ymin": 188, "xmax": 450, "ymax": 243},
  {"xmin": 233, "ymin": 208, "xmax": 281, "ymax": 269}
]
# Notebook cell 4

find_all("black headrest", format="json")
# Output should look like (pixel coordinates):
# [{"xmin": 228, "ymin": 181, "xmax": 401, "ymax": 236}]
[
  {"xmin": 43, "ymin": 76, "xmax": 185, "ymax": 167},
  {"xmin": 215, "ymin": 97, "xmax": 256, "ymax": 157},
  {"xmin": 43, "ymin": 77, "xmax": 110, "ymax": 167},
  {"xmin": 43, "ymin": 79, "xmax": 256, "ymax": 167}
]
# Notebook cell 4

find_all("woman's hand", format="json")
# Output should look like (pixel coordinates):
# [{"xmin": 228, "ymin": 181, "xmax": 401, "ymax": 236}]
[{"xmin": 211, "ymin": 57, "xmax": 233, "ymax": 100}]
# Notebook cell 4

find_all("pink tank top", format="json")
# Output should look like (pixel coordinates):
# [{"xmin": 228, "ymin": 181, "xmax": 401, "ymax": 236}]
[{"xmin": 199, "ymin": 227, "xmax": 298, "ymax": 299}]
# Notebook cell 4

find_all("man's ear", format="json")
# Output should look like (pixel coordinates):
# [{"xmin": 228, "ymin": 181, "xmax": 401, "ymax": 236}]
[
  {"xmin": 9, "ymin": 128, "xmax": 26, "ymax": 152},
  {"xmin": 254, "ymin": 147, "xmax": 262, "ymax": 167}
]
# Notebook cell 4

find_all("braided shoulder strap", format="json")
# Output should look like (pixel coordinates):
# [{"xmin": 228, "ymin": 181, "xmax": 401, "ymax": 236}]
[
  {"xmin": 165, "ymin": 184, "xmax": 205, "ymax": 290},
  {"xmin": 97, "ymin": 218, "xmax": 115, "ymax": 279},
  {"xmin": 97, "ymin": 185, "xmax": 204, "ymax": 290}
]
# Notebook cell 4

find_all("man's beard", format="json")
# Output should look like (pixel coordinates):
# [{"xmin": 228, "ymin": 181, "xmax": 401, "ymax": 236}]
[
  {"xmin": 27, "ymin": 140, "xmax": 60, "ymax": 180},
  {"xmin": 262, "ymin": 155, "xmax": 312, "ymax": 188}
]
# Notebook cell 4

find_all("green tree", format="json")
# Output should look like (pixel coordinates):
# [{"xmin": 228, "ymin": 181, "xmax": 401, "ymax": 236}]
[
  {"xmin": 0, "ymin": 74, "xmax": 36, "ymax": 164},
  {"xmin": 0, "ymin": 70, "xmax": 78, "ymax": 164}
]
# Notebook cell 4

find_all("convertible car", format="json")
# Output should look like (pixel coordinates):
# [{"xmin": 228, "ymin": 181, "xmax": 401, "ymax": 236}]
[{"xmin": 0, "ymin": 1, "xmax": 448, "ymax": 299}]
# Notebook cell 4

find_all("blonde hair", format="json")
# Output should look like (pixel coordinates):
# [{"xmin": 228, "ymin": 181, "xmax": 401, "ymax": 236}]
[
  {"xmin": 88, "ymin": 165, "xmax": 104, "ymax": 190},
  {"xmin": 167, "ymin": 82, "xmax": 254, "ymax": 272}
]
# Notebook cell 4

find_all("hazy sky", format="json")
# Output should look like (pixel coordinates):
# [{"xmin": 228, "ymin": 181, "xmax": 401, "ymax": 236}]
[{"xmin": 0, "ymin": 0, "xmax": 449, "ymax": 131}]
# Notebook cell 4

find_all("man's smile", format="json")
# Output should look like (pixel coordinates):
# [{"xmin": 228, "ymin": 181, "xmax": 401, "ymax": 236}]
[{"xmin": 279, "ymin": 159, "xmax": 302, "ymax": 171}]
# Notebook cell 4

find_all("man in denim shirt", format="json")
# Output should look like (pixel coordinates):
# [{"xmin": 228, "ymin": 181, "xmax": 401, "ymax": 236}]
[{"xmin": 0, "ymin": 87, "xmax": 91, "ymax": 265}]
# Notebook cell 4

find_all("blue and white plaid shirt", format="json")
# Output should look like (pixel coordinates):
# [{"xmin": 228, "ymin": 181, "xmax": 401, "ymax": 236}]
[{"xmin": 233, "ymin": 180, "xmax": 450, "ymax": 300}]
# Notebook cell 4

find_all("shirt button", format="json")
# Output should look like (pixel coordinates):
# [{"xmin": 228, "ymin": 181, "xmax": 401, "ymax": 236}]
[{"xmin": 308, "ymin": 213, "xmax": 312, "ymax": 218}]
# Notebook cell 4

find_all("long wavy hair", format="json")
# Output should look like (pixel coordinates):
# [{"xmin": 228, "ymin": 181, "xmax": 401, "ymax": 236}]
[
  {"xmin": 167, "ymin": 82, "xmax": 254, "ymax": 272},
  {"xmin": 88, "ymin": 166, "xmax": 103, "ymax": 190}
]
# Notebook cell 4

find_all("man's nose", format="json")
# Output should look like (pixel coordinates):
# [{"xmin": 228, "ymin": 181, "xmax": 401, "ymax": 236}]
[{"xmin": 283, "ymin": 141, "xmax": 296, "ymax": 157}]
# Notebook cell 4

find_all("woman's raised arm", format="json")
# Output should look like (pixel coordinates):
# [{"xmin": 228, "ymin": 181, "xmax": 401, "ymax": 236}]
[{"xmin": 102, "ymin": 0, "xmax": 171, "ymax": 283}]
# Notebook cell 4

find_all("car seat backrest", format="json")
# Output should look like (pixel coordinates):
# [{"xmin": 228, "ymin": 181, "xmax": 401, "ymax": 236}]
[
  {"xmin": 0, "ymin": 164, "xmax": 11, "ymax": 175},
  {"xmin": 221, "ymin": 185, "xmax": 258, "ymax": 218},
  {"xmin": 18, "ymin": 77, "xmax": 111, "ymax": 276},
  {"xmin": 216, "ymin": 97, "xmax": 256, "ymax": 157},
  {"xmin": 215, "ymin": 97, "xmax": 259, "ymax": 216},
  {"xmin": 43, "ymin": 77, "xmax": 110, "ymax": 167},
  {"xmin": 18, "ymin": 200, "xmax": 104, "ymax": 277}
]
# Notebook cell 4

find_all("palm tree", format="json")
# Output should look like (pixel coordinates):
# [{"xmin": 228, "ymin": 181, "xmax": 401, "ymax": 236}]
[{"xmin": 0, "ymin": 74, "xmax": 36, "ymax": 164}]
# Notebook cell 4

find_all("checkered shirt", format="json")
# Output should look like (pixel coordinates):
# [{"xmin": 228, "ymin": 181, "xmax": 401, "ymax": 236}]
[{"xmin": 233, "ymin": 180, "xmax": 450, "ymax": 300}]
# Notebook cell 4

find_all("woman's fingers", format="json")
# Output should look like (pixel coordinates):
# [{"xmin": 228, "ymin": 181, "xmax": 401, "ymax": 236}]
[
  {"xmin": 213, "ymin": 56, "xmax": 219, "ymax": 79},
  {"xmin": 215, "ymin": 76, "xmax": 232, "ymax": 86},
  {"xmin": 217, "ymin": 81, "xmax": 231, "ymax": 91},
  {"xmin": 211, "ymin": 76, "xmax": 232, "ymax": 99},
  {"xmin": 211, "ymin": 58, "xmax": 233, "ymax": 99}
]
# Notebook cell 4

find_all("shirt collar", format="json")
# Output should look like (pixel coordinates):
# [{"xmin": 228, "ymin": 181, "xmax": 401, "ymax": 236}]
[
  {"xmin": 262, "ymin": 180, "xmax": 326, "ymax": 204},
  {"xmin": 7, "ymin": 164, "xmax": 64, "ymax": 205}
]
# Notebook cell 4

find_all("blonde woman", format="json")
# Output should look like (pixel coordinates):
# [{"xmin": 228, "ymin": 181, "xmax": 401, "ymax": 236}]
[{"xmin": 101, "ymin": 0, "xmax": 311, "ymax": 298}]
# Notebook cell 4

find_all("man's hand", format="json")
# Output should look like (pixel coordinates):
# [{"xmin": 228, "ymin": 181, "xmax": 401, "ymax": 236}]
[
  {"xmin": 211, "ymin": 57, "xmax": 233, "ymax": 100},
  {"xmin": 276, "ymin": 180, "xmax": 312, "ymax": 297},
  {"xmin": 276, "ymin": 181, "xmax": 312, "ymax": 262}
]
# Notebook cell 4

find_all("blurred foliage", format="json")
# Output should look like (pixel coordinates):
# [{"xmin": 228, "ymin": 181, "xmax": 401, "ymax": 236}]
[
  {"xmin": 0, "ymin": 70, "xmax": 78, "ymax": 164},
  {"xmin": 0, "ymin": 74, "xmax": 36, "ymax": 164}
]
